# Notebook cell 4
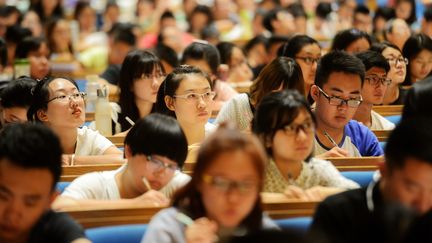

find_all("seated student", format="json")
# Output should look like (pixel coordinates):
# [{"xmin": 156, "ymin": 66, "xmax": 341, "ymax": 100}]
[
  {"xmin": 181, "ymin": 42, "xmax": 238, "ymax": 111},
  {"xmin": 142, "ymin": 124, "xmax": 279, "ymax": 243},
  {"xmin": 53, "ymin": 113, "xmax": 190, "ymax": 210},
  {"xmin": 156, "ymin": 65, "xmax": 216, "ymax": 146},
  {"xmin": 0, "ymin": 123, "xmax": 89, "ymax": 243},
  {"xmin": 311, "ymin": 51, "xmax": 383, "ymax": 158},
  {"xmin": 27, "ymin": 77, "xmax": 123, "ymax": 165},
  {"xmin": 0, "ymin": 76, "xmax": 36, "ymax": 125},
  {"xmin": 330, "ymin": 28, "xmax": 372, "ymax": 54},
  {"xmin": 216, "ymin": 57, "xmax": 304, "ymax": 132},
  {"xmin": 309, "ymin": 117, "xmax": 432, "ymax": 243},
  {"xmin": 402, "ymin": 75, "xmax": 432, "ymax": 120},
  {"xmin": 15, "ymin": 36, "xmax": 50, "ymax": 80},
  {"xmin": 353, "ymin": 50, "xmax": 395, "ymax": 130},
  {"xmin": 402, "ymin": 33, "xmax": 432, "ymax": 85},
  {"xmin": 216, "ymin": 41, "xmax": 253, "ymax": 87},
  {"xmin": 252, "ymin": 90, "xmax": 358, "ymax": 201}
]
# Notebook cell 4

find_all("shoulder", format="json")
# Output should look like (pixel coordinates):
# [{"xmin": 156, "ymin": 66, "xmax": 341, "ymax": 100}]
[
  {"xmin": 143, "ymin": 207, "xmax": 186, "ymax": 243},
  {"xmin": 319, "ymin": 187, "xmax": 366, "ymax": 209}
]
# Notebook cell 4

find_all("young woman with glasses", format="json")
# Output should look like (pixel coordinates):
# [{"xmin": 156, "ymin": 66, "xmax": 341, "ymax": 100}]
[
  {"xmin": 143, "ymin": 123, "xmax": 279, "ymax": 243},
  {"xmin": 27, "ymin": 77, "xmax": 123, "ymax": 166},
  {"xmin": 252, "ymin": 90, "xmax": 358, "ymax": 201},
  {"xmin": 53, "ymin": 113, "xmax": 190, "ymax": 210}
]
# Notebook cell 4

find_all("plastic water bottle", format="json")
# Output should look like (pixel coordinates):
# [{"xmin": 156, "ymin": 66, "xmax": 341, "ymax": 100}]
[
  {"xmin": 85, "ymin": 75, "xmax": 99, "ymax": 112},
  {"xmin": 14, "ymin": 58, "xmax": 30, "ymax": 78},
  {"xmin": 95, "ymin": 86, "xmax": 112, "ymax": 136}
]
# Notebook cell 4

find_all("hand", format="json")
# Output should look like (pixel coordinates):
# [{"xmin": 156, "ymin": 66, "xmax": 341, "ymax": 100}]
[
  {"xmin": 133, "ymin": 190, "xmax": 169, "ymax": 207},
  {"xmin": 284, "ymin": 185, "xmax": 323, "ymax": 201},
  {"xmin": 186, "ymin": 217, "xmax": 218, "ymax": 243},
  {"xmin": 62, "ymin": 154, "xmax": 73, "ymax": 166},
  {"xmin": 317, "ymin": 147, "xmax": 350, "ymax": 158}
]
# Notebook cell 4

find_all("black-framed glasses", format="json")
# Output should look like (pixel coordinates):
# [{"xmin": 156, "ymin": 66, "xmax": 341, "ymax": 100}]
[
  {"xmin": 146, "ymin": 155, "xmax": 178, "ymax": 175},
  {"xmin": 365, "ymin": 75, "xmax": 392, "ymax": 86},
  {"xmin": 282, "ymin": 121, "xmax": 315, "ymax": 136},
  {"xmin": 317, "ymin": 86, "xmax": 362, "ymax": 108},
  {"xmin": 47, "ymin": 92, "xmax": 87, "ymax": 103},
  {"xmin": 295, "ymin": 56, "xmax": 320, "ymax": 65},
  {"xmin": 202, "ymin": 174, "xmax": 258, "ymax": 195},
  {"xmin": 386, "ymin": 57, "xmax": 408, "ymax": 66}
]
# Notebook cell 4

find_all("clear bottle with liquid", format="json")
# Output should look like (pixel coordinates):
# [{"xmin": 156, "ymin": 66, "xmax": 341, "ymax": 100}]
[
  {"xmin": 13, "ymin": 58, "xmax": 30, "ymax": 78},
  {"xmin": 85, "ymin": 75, "xmax": 99, "ymax": 112},
  {"xmin": 95, "ymin": 86, "xmax": 112, "ymax": 136}
]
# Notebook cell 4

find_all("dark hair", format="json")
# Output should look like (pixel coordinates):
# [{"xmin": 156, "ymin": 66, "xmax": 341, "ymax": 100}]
[
  {"xmin": 172, "ymin": 123, "xmax": 267, "ymax": 231},
  {"xmin": 315, "ymin": 2, "xmax": 332, "ymax": 19},
  {"xmin": 188, "ymin": 5, "xmax": 214, "ymax": 33},
  {"xmin": 74, "ymin": 1, "xmax": 92, "ymax": 20},
  {"xmin": 385, "ymin": 117, "xmax": 432, "ymax": 171},
  {"xmin": 244, "ymin": 35, "xmax": 268, "ymax": 55},
  {"xmin": 402, "ymin": 33, "xmax": 432, "ymax": 85},
  {"xmin": 373, "ymin": 6, "xmax": 395, "ymax": 23},
  {"xmin": 5, "ymin": 25, "xmax": 32, "ymax": 45},
  {"xmin": 45, "ymin": 18, "xmax": 73, "ymax": 55},
  {"xmin": 250, "ymin": 57, "xmax": 304, "ymax": 107},
  {"xmin": 181, "ymin": 42, "xmax": 221, "ymax": 75},
  {"xmin": 331, "ymin": 28, "xmax": 372, "ymax": 52},
  {"xmin": 354, "ymin": 5, "xmax": 370, "ymax": 16},
  {"xmin": 154, "ymin": 43, "xmax": 179, "ymax": 68},
  {"xmin": 402, "ymin": 76, "xmax": 432, "ymax": 121},
  {"xmin": 0, "ymin": 123, "xmax": 62, "ymax": 190},
  {"xmin": 216, "ymin": 41, "xmax": 244, "ymax": 66},
  {"xmin": 315, "ymin": 50, "xmax": 365, "ymax": 87},
  {"xmin": 266, "ymin": 35, "xmax": 290, "ymax": 52},
  {"xmin": 124, "ymin": 113, "xmax": 188, "ymax": 168},
  {"xmin": 29, "ymin": 0, "xmax": 63, "ymax": 23},
  {"xmin": 0, "ymin": 38, "xmax": 7, "ymax": 67},
  {"xmin": 0, "ymin": 76, "xmax": 37, "ymax": 108},
  {"xmin": 287, "ymin": 3, "xmax": 306, "ymax": 19},
  {"xmin": 424, "ymin": 7, "xmax": 432, "ymax": 22},
  {"xmin": 108, "ymin": 22, "xmax": 136, "ymax": 47},
  {"xmin": 155, "ymin": 65, "xmax": 212, "ymax": 118},
  {"xmin": 396, "ymin": 0, "xmax": 417, "ymax": 25},
  {"xmin": 279, "ymin": 35, "xmax": 320, "ymax": 58},
  {"xmin": 355, "ymin": 50, "xmax": 390, "ymax": 73},
  {"xmin": 27, "ymin": 77, "xmax": 79, "ymax": 122},
  {"xmin": 370, "ymin": 41, "xmax": 401, "ymax": 53},
  {"xmin": 263, "ymin": 8, "xmax": 285, "ymax": 32},
  {"xmin": 252, "ymin": 90, "xmax": 315, "ymax": 158},
  {"xmin": 15, "ymin": 36, "xmax": 46, "ymax": 59},
  {"xmin": 118, "ymin": 50, "xmax": 165, "ymax": 131}
]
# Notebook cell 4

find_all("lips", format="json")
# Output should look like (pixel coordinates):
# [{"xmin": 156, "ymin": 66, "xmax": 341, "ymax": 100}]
[
  {"xmin": 198, "ymin": 111, "xmax": 209, "ymax": 117},
  {"xmin": 72, "ymin": 107, "xmax": 82, "ymax": 116}
]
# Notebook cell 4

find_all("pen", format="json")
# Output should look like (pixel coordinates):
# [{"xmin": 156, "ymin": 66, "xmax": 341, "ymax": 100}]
[
  {"xmin": 323, "ymin": 131, "xmax": 339, "ymax": 148},
  {"xmin": 176, "ymin": 212, "xmax": 194, "ymax": 226},
  {"xmin": 125, "ymin": 116, "xmax": 135, "ymax": 126},
  {"xmin": 142, "ymin": 177, "xmax": 152, "ymax": 191}
]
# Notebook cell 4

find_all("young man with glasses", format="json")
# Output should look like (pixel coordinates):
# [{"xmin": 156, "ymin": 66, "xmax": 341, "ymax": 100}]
[
  {"xmin": 53, "ymin": 114, "xmax": 190, "ymax": 210},
  {"xmin": 310, "ymin": 51, "xmax": 383, "ymax": 158},
  {"xmin": 353, "ymin": 50, "xmax": 395, "ymax": 130}
]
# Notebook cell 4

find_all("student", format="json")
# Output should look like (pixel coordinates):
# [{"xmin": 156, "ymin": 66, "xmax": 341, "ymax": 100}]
[
  {"xmin": 15, "ymin": 36, "xmax": 50, "ymax": 80},
  {"xmin": 216, "ymin": 41, "xmax": 253, "ymax": 86},
  {"xmin": 156, "ymin": 65, "xmax": 215, "ymax": 146},
  {"xmin": 215, "ymin": 57, "xmax": 304, "ymax": 132},
  {"xmin": 331, "ymin": 28, "xmax": 372, "ymax": 54},
  {"xmin": 402, "ymin": 33, "xmax": 432, "ymax": 85},
  {"xmin": 421, "ymin": 7, "xmax": 432, "ymax": 38},
  {"xmin": 279, "ymin": 35, "xmax": 321, "ymax": 98},
  {"xmin": 370, "ymin": 41, "xmax": 409, "ymax": 105},
  {"xmin": 252, "ymin": 90, "xmax": 359, "ymax": 201},
  {"xmin": 310, "ymin": 117, "xmax": 432, "ymax": 243},
  {"xmin": 353, "ymin": 50, "xmax": 395, "ymax": 130},
  {"xmin": 142, "ymin": 124, "xmax": 279, "ymax": 243},
  {"xmin": 402, "ymin": 76, "xmax": 432, "ymax": 120},
  {"xmin": 311, "ymin": 51, "xmax": 383, "ymax": 158},
  {"xmin": 27, "ymin": 77, "xmax": 123, "ymax": 165},
  {"xmin": 181, "ymin": 42, "xmax": 237, "ymax": 111},
  {"xmin": 53, "ymin": 113, "xmax": 190, "ymax": 210},
  {"xmin": 0, "ymin": 123, "xmax": 89, "ymax": 243},
  {"xmin": 384, "ymin": 18, "xmax": 411, "ymax": 51},
  {"xmin": 0, "ymin": 76, "xmax": 36, "ymax": 125}
]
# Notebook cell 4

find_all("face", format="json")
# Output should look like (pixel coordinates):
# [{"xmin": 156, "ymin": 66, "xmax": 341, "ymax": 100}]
[
  {"xmin": 395, "ymin": 1, "xmax": 412, "ymax": 20},
  {"xmin": 354, "ymin": 13, "xmax": 372, "ymax": 33},
  {"xmin": 382, "ymin": 47, "xmax": 407, "ymax": 84},
  {"xmin": 229, "ymin": 47, "xmax": 253, "ymax": 82},
  {"xmin": 421, "ymin": 20, "xmax": 432, "ymax": 38},
  {"xmin": 0, "ymin": 159, "xmax": 55, "ymax": 242},
  {"xmin": 312, "ymin": 72, "xmax": 362, "ymax": 130},
  {"xmin": 247, "ymin": 43, "xmax": 268, "ymax": 67},
  {"xmin": 39, "ymin": 79, "xmax": 85, "ymax": 128},
  {"xmin": 345, "ymin": 38, "xmax": 370, "ymax": 54},
  {"xmin": 276, "ymin": 11, "xmax": 295, "ymax": 35},
  {"xmin": 109, "ymin": 42, "xmax": 133, "ymax": 65},
  {"xmin": 52, "ymin": 20, "xmax": 71, "ymax": 52},
  {"xmin": 28, "ymin": 43, "xmax": 49, "ymax": 80},
  {"xmin": 382, "ymin": 158, "xmax": 432, "ymax": 214},
  {"xmin": 78, "ymin": 7, "xmax": 96, "ymax": 31},
  {"xmin": 410, "ymin": 50, "xmax": 432, "ymax": 82},
  {"xmin": 199, "ymin": 150, "xmax": 260, "ymax": 228},
  {"xmin": 167, "ymin": 74, "xmax": 213, "ymax": 126},
  {"xmin": 133, "ymin": 68, "xmax": 165, "ymax": 103},
  {"xmin": 362, "ymin": 67, "xmax": 389, "ymax": 105},
  {"xmin": 2, "ymin": 107, "xmax": 28, "ymax": 125},
  {"xmin": 272, "ymin": 109, "xmax": 315, "ymax": 164},
  {"xmin": 190, "ymin": 12, "xmax": 209, "ymax": 32},
  {"xmin": 295, "ymin": 43, "xmax": 321, "ymax": 86},
  {"xmin": 21, "ymin": 11, "xmax": 42, "ymax": 37}
]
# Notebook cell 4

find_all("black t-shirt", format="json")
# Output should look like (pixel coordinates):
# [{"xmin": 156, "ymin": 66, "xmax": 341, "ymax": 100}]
[
  {"xmin": 100, "ymin": 64, "xmax": 122, "ymax": 85},
  {"xmin": 28, "ymin": 210, "xmax": 87, "ymax": 243}
]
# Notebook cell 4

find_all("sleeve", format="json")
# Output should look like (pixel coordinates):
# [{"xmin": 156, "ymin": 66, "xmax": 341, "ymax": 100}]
[
  {"xmin": 61, "ymin": 172, "xmax": 106, "ymax": 200},
  {"xmin": 214, "ymin": 96, "xmax": 239, "ymax": 125},
  {"xmin": 160, "ymin": 172, "xmax": 191, "ymax": 198},
  {"xmin": 315, "ymin": 160, "xmax": 360, "ymax": 189},
  {"xmin": 362, "ymin": 129, "xmax": 384, "ymax": 156},
  {"xmin": 87, "ymin": 128, "xmax": 116, "ymax": 155},
  {"xmin": 141, "ymin": 208, "xmax": 186, "ymax": 243},
  {"xmin": 347, "ymin": 121, "xmax": 384, "ymax": 157}
]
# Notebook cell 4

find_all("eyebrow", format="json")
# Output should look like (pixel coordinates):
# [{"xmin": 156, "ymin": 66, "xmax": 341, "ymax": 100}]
[
  {"xmin": 182, "ymin": 87, "xmax": 211, "ymax": 93},
  {"xmin": 0, "ymin": 185, "xmax": 12, "ymax": 196}
]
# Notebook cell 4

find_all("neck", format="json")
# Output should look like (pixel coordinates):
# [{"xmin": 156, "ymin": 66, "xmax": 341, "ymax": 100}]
[
  {"xmin": 353, "ymin": 102, "xmax": 373, "ymax": 128},
  {"xmin": 51, "ymin": 126, "xmax": 77, "ymax": 154},
  {"xmin": 273, "ymin": 156, "xmax": 303, "ymax": 180},
  {"xmin": 181, "ymin": 122, "xmax": 205, "ymax": 145},
  {"xmin": 135, "ymin": 99, "xmax": 153, "ymax": 118},
  {"xmin": 117, "ymin": 166, "xmax": 143, "ymax": 198},
  {"xmin": 315, "ymin": 119, "xmax": 345, "ymax": 148},
  {"xmin": 383, "ymin": 84, "xmax": 399, "ymax": 105}
]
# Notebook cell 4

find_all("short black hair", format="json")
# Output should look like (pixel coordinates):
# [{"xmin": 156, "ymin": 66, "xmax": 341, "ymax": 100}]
[
  {"xmin": 216, "ymin": 41, "xmax": 238, "ymax": 65},
  {"xmin": 424, "ymin": 7, "xmax": 432, "ymax": 22},
  {"xmin": 331, "ymin": 28, "xmax": 372, "ymax": 52},
  {"xmin": 354, "ymin": 5, "xmax": 370, "ymax": 15},
  {"xmin": 385, "ymin": 117, "xmax": 432, "ymax": 171},
  {"xmin": 355, "ymin": 50, "xmax": 390, "ymax": 73},
  {"xmin": 0, "ymin": 123, "xmax": 62, "ymax": 191},
  {"xmin": 154, "ymin": 43, "xmax": 179, "ymax": 68},
  {"xmin": 5, "ymin": 25, "xmax": 32, "ymax": 45},
  {"xmin": 263, "ymin": 8, "xmax": 284, "ymax": 32},
  {"xmin": 402, "ymin": 76, "xmax": 432, "ymax": 121},
  {"xmin": 181, "ymin": 42, "xmax": 221, "ymax": 74},
  {"xmin": 315, "ymin": 50, "xmax": 365, "ymax": 87},
  {"xmin": 15, "ymin": 36, "xmax": 46, "ymax": 59},
  {"xmin": 315, "ymin": 2, "xmax": 332, "ymax": 19},
  {"xmin": 266, "ymin": 35, "xmax": 290, "ymax": 52},
  {"xmin": 0, "ymin": 76, "xmax": 37, "ymax": 108},
  {"xmin": 124, "ymin": 113, "xmax": 188, "ymax": 168},
  {"xmin": 279, "ymin": 35, "xmax": 320, "ymax": 58},
  {"xmin": 0, "ymin": 38, "xmax": 7, "ymax": 67},
  {"xmin": 108, "ymin": 23, "xmax": 136, "ymax": 46}
]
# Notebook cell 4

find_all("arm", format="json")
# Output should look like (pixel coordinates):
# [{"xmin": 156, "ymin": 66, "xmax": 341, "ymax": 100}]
[{"xmin": 64, "ymin": 147, "xmax": 124, "ymax": 165}]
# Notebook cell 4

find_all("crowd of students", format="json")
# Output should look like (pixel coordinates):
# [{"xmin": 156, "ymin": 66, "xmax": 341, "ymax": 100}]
[{"xmin": 0, "ymin": 0, "xmax": 432, "ymax": 242}]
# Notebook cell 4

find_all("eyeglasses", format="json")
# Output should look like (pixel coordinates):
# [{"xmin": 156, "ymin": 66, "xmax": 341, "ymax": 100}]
[
  {"xmin": 386, "ymin": 57, "xmax": 408, "ymax": 66},
  {"xmin": 317, "ymin": 86, "xmax": 362, "ymax": 108},
  {"xmin": 47, "ymin": 92, "xmax": 87, "ymax": 103},
  {"xmin": 202, "ymin": 174, "xmax": 258, "ymax": 195},
  {"xmin": 173, "ymin": 91, "xmax": 216, "ymax": 103},
  {"xmin": 365, "ymin": 75, "xmax": 392, "ymax": 86},
  {"xmin": 295, "ymin": 56, "xmax": 320, "ymax": 65},
  {"xmin": 282, "ymin": 121, "xmax": 315, "ymax": 136},
  {"xmin": 140, "ymin": 73, "xmax": 166, "ymax": 81},
  {"xmin": 146, "ymin": 155, "xmax": 178, "ymax": 175}
]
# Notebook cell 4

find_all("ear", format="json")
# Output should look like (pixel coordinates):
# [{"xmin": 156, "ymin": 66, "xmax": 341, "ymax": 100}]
[
  {"xmin": 164, "ymin": 96, "xmax": 175, "ymax": 111},
  {"xmin": 310, "ymin": 85, "xmax": 319, "ymax": 102},
  {"xmin": 124, "ymin": 145, "xmax": 132, "ymax": 159},
  {"xmin": 264, "ymin": 135, "xmax": 273, "ymax": 148},
  {"xmin": 37, "ymin": 109, "xmax": 49, "ymax": 122}
]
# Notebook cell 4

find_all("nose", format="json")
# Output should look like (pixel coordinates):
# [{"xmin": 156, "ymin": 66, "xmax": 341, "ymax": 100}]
[
  {"xmin": 197, "ymin": 95, "xmax": 207, "ymax": 109},
  {"xmin": 151, "ymin": 78, "xmax": 160, "ymax": 89},
  {"xmin": 226, "ymin": 187, "xmax": 242, "ymax": 203},
  {"xmin": 4, "ymin": 201, "xmax": 23, "ymax": 226},
  {"xmin": 295, "ymin": 128, "xmax": 308, "ymax": 141},
  {"xmin": 413, "ymin": 191, "xmax": 432, "ymax": 214}
]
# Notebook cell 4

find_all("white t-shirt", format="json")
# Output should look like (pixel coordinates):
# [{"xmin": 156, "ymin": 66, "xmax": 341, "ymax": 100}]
[
  {"xmin": 370, "ymin": 110, "xmax": 395, "ymax": 130},
  {"xmin": 75, "ymin": 126, "xmax": 115, "ymax": 156},
  {"xmin": 62, "ymin": 164, "xmax": 191, "ymax": 200}
]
